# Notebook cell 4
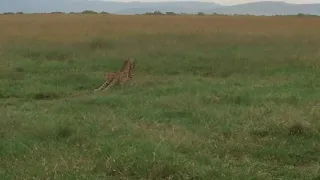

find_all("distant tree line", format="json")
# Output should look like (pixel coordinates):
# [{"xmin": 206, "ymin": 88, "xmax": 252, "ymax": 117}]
[
  {"xmin": 0, "ymin": 10, "xmax": 318, "ymax": 17},
  {"xmin": 143, "ymin": 11, "xmax": 212, "ymax": 16}
]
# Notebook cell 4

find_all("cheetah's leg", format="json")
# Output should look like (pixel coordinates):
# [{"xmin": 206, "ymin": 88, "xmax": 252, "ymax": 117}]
[
  {"xmin": 103, "ymin": 78, "xmax": 118, "ymax": 91},
  {"xmin": 94, "ymin": 81, "xmax": 110, "ymax": 91}
]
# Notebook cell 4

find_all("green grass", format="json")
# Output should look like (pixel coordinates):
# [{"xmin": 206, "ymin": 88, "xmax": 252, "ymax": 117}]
[{"xmin": 1, "ymin": 24, "xmax": 320, "ymax": 179}]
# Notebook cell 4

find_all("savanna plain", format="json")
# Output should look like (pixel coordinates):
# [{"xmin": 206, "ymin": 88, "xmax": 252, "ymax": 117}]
[{"xmin": 0, "ymin": 14, "xmax": 320, "ymax": 179}]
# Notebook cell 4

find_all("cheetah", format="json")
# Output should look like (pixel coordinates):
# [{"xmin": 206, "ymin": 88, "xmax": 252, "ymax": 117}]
[{"xmin": 94, "ymin": 58, "xmax": 135, "ymax": 91}]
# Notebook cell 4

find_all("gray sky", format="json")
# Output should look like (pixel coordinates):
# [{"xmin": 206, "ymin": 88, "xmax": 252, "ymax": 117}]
[
  {"xmin": 215, "ymin": 0, "xmax": 319, "ymax": 5},
  {"xmin": 108, "ymin": 0, "xmax": 320, "ymax": 5}
]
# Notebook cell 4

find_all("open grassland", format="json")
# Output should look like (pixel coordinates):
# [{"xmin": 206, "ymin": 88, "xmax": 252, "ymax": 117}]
[{"xmin": 1, "ymin": 14, "xmax": 320, "ymax": 179}]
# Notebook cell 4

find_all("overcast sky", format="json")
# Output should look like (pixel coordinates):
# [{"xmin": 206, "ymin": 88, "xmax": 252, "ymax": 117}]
[
  {"xmin": 214, "ymin": 0, "xmax": 319, "ymax": 5},
  {"xmin": 108, "ymin": 0, "xmax": 320, "ymax": 5}
]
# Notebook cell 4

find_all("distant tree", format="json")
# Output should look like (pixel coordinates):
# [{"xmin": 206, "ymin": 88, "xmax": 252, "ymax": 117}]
[
  {"xmin": 165, "ymin": 12, "xmax": 177, "ymax": 15},
  {"xmin": 144, "ymin": 11, "xmax": 163, "ymax": 16},
  {"xmin": 16, "ymin": 12, "xmax": 24, "ymax": 14},
  {"xmin": 197, "ymin": 12, "xmax": 205, "ymax": 16},
  {"xmin": 3, "ymin": 12, "xmax": 14, "ymax": 15},
  {"xmin": 153, "ymin": 11, "xmax": 163, "ymax": 15},
  {"xmin": 51, "ymin": 12, "xmax": 64, "ymax": 14},
  {"xmin": 296, "ymin": 13, "xmax": 318, "ymax": 17},
  {"xmin": 100, "ymin": 11, "xmax": 110, "ymax": 15},
  {"xmin": 81, "ymin": 10, "xmax": 98, "ymax": 14}
]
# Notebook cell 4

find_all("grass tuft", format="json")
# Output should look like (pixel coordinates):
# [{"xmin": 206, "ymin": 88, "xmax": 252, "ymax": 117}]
[{"xmin": 32, "ymin": 92, "xmax": 61, "ymax": 100}]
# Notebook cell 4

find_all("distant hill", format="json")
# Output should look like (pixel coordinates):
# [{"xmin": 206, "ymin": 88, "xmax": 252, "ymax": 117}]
[
  {"xmin": 0, "ymin": 0, "xmax": 222, "ymax": 14},
  {"xmin": 207, "ymin": 1, "xmax": 320, "ymax": 16},
  {"xmin": 0, "ymin": 0, "xmax": 320, "ymax": 16},
  {"xmin": 117, "ymin": 1, "xmax": 223, "ymax": 14}
]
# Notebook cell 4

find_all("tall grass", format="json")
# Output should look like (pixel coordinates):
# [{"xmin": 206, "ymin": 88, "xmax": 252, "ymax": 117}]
[{"xmin": 1, "ymin": 14, "xmax": 320, "ymax": 179}]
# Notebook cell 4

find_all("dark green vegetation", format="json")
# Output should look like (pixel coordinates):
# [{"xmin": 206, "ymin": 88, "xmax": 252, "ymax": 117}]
[{"xmin": 0, "ymin": 15, "xmax": 320, "ymax": 179}]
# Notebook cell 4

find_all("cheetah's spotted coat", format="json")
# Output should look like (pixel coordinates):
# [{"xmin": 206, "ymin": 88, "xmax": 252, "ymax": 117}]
[{"xmin": 94, "ymin": 58, "xmax": 135, "ymax": 91}]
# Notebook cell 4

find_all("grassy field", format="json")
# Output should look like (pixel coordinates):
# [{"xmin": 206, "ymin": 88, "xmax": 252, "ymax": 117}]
[{"xmin": 1, "ymin": 14, "xmax": 320, "ymax": 179}]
